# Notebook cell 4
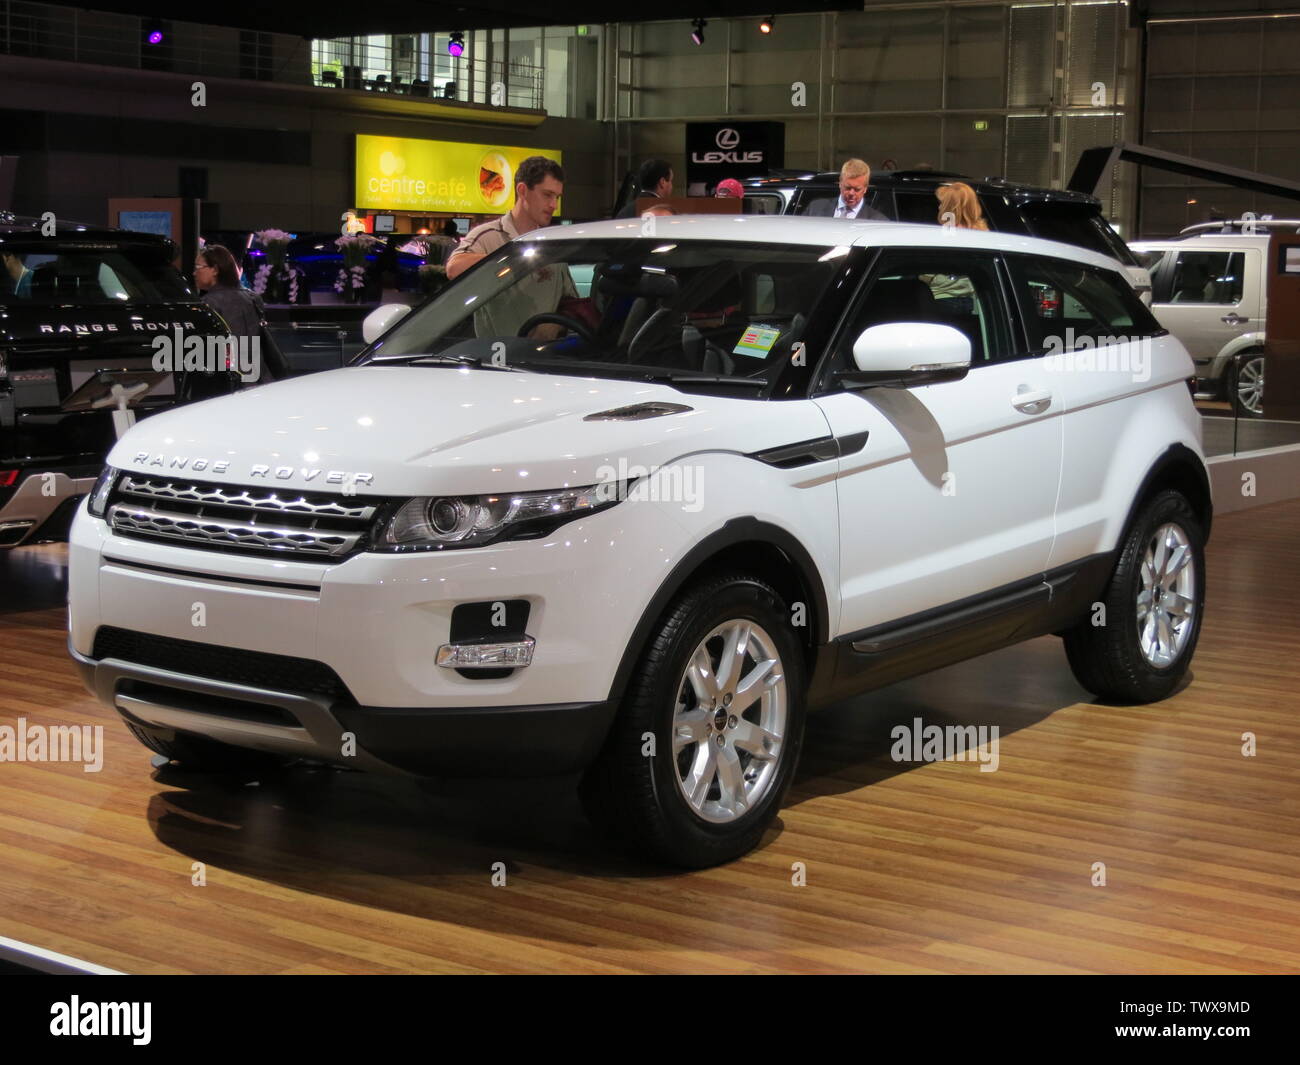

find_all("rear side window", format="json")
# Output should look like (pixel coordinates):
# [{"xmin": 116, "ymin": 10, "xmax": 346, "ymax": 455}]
[
  {"xmin": 1020, "ymin": 205, "xmax": 1137, "ymax": 265},
  {"xmin": 1008, "ymin": 254, "xmax": 1163, "ymax": 352},
  {"xmin": 1166, "ymin": 251, "xmax": 1244, "ymax": 305}
]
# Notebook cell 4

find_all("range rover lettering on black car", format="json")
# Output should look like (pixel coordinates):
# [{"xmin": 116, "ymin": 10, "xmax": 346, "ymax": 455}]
[
  {"xmin": 0, "ymin": 214, "xmax": 242, "ymax": 550},
  {"xmin": 68, "ymin": 215, "xmax": 1211, "ymax": 868}
]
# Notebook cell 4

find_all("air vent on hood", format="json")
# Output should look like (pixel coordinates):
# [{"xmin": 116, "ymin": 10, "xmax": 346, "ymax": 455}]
[{"xmin": 583, "ymin": 402, "xmax": 693, "ymax": 422}]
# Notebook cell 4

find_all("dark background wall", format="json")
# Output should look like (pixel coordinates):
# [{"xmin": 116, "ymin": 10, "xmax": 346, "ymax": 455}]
[{"xmin": 0, "ymin": 53, "xmax": 612, "ymax": 229}]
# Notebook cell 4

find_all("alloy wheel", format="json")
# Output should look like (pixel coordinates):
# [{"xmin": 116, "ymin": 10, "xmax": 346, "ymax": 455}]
[
  {"xmin": 671, "ymin": 619, "xmax": 788, "ymax": 824},
  {"xmin": 1136, "ymin": 522, "xmax": 1197, "ymax": 669}
]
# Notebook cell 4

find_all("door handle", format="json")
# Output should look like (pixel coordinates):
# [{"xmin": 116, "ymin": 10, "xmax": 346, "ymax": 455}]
[
  {"xmin": 1221, "ymin": 313, "xmax": 1249, "ymax": 325},
  {"xmin": 1012, "ymin": 387, "xmax": 1053, "ymax": 413}
]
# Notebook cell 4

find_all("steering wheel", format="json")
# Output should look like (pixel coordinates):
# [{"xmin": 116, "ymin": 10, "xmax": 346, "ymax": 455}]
[{"xmin": 516, "ymin": 313, "xmax": 599, "ymax": 347}]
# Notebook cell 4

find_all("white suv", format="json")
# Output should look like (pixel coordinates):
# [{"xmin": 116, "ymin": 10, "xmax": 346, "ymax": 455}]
[
  {"xmin": 1130, "ymin": 220, "xmax": 1294, "ymax": 416},
  {"xmin": 68, "ymin": 217, "xmax": 1212, "ymax": 867}
]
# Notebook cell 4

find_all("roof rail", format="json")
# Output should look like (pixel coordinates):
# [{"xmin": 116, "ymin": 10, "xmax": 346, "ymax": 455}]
[{"xmin": 1179, "ymin": 219, "xmax": 1300, "ymax": 235}]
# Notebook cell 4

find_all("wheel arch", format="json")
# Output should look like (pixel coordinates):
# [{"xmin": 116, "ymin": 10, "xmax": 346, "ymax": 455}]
[
  {"xmin": 1123, "ymin": 442, "xmax": 1213, "ymax": 546},
  {"xmin": 604, "ymin": 518, "xmax": 832, "ymax": 708}
]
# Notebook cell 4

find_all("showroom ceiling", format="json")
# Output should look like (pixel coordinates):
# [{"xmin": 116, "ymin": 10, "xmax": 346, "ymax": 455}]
[{"xmin": 82, "ymin": 2, "xmax": 863, "ymax": 36}]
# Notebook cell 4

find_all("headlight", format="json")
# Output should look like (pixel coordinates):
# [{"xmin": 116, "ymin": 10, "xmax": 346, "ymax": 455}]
[
  {"xmin": 87, "ymin": 466, "xmax": 117, "ymax": 518},
  {"xmin": 375, "ymin": 482, "xmax": 620, "ymax": 550}
]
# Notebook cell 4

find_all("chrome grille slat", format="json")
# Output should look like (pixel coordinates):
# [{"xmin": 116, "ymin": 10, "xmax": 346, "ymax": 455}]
[
  {"xmin": 108, "ymin": 504, "xmax": 361, "ymax": 557},
  {"xmin": 106, "ymin": 474, "xmax": 379, "ymax": 560},
  {"xmin": 118, "ymin": 475, "xmax": 375, "ymax": 521}
]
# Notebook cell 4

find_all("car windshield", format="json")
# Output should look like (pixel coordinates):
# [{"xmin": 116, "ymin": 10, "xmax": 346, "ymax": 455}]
[
  {"xmin": 0, "ymin": 243, "xmax": 193, "ymax": 304},
  {"xmin": 361, "ymin": 237, "xmax": 851, "ymax": 385}
]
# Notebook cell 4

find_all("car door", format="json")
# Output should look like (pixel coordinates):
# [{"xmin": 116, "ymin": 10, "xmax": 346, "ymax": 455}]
[
  {"xmin": 1002, "ymin": 253, "xmax": 1174, "ymax": 570},
  {"xmin": 813, "ymin": 247, "xmax": 1063, "ymax": 636},
  {"xmin": 1150, "ymin": 248, "xmax": 1248, "ymax": 362}
]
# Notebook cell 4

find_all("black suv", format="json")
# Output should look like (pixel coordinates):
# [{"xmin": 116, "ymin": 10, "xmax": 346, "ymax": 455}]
[
  {"xmin": 740, "ymin": 169, "xmax": 1149, "ymax": 299},
  {"xmin": 0, "ymin": 213, "xmax": 235, "ymax": 549}
]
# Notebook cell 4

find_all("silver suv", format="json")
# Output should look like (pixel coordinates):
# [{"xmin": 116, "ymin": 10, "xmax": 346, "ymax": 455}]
[{"xmin": 1130, "ymin": 219, "xmax": 1297, "ymax": 416}]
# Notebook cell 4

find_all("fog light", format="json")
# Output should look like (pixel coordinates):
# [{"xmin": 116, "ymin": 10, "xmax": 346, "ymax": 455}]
[{"xmin": 436, "ymin": 637, "xmax": 535, "ymax": 670}]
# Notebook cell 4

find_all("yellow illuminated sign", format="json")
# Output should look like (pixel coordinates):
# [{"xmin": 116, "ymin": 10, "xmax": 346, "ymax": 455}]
[{"xmin": 354, "ymin": 135, "xmax": 563, "ymax": 215}]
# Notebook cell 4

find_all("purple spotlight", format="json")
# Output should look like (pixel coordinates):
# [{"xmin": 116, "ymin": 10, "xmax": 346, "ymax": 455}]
[
  {"xmin": 147, "ymin": 29, "xmax": 164, "ymax": 45},
  {"xmin": 448, "ymin": 31, "xmax": 465, "ymax": 57}
]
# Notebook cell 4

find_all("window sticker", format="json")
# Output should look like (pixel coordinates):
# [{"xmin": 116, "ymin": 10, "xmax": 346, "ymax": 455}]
[{"xmin": 733, "ymin": 324, "xmax": 781, "ymax": 358}]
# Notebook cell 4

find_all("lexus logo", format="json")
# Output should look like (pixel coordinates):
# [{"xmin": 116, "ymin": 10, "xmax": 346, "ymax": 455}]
[{"xmin": 715, "ymin": 128, "xmax": 740, "ymax": 150}]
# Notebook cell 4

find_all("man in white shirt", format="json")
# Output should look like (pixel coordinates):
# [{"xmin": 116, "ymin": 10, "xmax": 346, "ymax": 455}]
[
  {"xmin": 807, "ymin": 158, "xmax": 888, "ymax": 220},
  {"xmin": 446, "ymin": 156, "xmax": 576, "ymax": 339}
]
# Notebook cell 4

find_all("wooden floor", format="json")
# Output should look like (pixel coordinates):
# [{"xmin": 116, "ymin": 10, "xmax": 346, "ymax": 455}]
[{"xmin": 2, "ymin": 502, "xmax": 1299, "ymax": 974}]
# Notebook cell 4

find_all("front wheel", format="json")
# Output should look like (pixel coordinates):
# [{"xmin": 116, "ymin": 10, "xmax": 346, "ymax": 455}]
[
  {"xmin": 1062, "ymin": 489, "xmax": 1206, "ymax": 703},
  {"xmin": 580, "ymin": 574, "xmax": 806, "ymax": 868}
]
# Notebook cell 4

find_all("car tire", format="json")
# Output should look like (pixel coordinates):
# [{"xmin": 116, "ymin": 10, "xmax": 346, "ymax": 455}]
[
  {"xmin": 1231, "ymin": 351, "xmax": 1265, "ymax": 418},
  {"xmin": 1063, "ymin": 489, "xmax": 1206, "ymax": 704},
  {"xmin": 126, "ymin": 723, "xmax": 287, "ymax": 776},
  {"xmin": 580, "ymin": 573, "xmax": 806, "ymax": 868}
]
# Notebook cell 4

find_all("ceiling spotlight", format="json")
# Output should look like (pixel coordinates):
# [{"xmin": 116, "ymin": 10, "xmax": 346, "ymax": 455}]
[
  {"xmin": 448, "ymin": 31, "xmax": 465, "ymax": 58},
  {"xmin": 760, "ymin": 17, "xmax": 775, "ymax": 34},
  {"xmin": 143, "ymin": 20, "xmax": 165, "ymax": 46},
  {"xmin": 691, "ymin": 18, "xmax": 707, "ymax": 46}
]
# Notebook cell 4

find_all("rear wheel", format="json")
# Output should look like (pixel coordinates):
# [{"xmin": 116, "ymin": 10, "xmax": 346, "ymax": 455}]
[
  {"xmin": 1063, "ymin": 489, "xmax": 1205, "ymax": 703},
  {"xmin": 580, "ymin": 574, "xmax": 806, "ymax": 868},
  {"xmin": 1231, "ymin": 352, "xmax": 1265, "ymax": 417}
]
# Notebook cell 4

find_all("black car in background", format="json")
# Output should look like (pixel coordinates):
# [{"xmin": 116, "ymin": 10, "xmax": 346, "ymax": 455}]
[
  {"xmin": 741, "ymin": 169, "xmax": 1151, "ymax": 299},
  {"xmin": 0, "ymin": 213, "xmax": 236, "ymax": 549}
]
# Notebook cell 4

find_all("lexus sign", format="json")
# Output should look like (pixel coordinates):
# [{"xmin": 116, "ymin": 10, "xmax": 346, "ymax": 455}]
[{"xmin": 685, "ymin": 121, "xmax": 785, "ymax": 191}]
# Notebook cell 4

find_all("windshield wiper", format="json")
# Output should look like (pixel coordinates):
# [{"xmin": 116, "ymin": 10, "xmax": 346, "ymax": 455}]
[
  {"xmin": 518, "ymin": 359, "xmax": 768, "ymax": 389},
  {"xmin": 372, "ymin": 353, "xmax": 521, "ymax": 371}
]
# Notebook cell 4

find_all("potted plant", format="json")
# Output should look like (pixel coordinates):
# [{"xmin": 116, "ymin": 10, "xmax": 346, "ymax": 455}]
[
  {"xmin": 334, "ymin": 233, "xmax": 377, "ymax": 303},
  {"xmin": 251, "ymin": 228, "xmax": 302, "ymax": 304}
]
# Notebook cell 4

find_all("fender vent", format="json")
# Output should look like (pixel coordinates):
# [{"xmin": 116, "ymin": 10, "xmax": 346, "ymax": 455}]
[{"xmin": 583, "ymin": 402, "xmax": 693, "ymax": 421}]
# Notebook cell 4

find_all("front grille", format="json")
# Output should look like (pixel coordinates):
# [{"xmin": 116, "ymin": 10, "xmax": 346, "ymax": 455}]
[
  {"xmin": 107, "ymin": 474, "xmax": 383, "ymax": 560},
  {"xmin": 92, "ymin": 626, "xmax": 353, "ymax": 702}
]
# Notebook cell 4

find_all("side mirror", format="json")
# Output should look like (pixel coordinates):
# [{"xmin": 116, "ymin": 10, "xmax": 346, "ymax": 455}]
[
  {"xmin": 837, "ymin": 322, "xmax": 971, "ymax": 389},
  {"xmin": 362, "ymin": 303, "xmax": 411, "ymax": 345}
]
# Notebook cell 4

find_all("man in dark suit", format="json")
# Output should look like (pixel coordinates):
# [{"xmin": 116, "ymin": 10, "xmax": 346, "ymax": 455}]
[
  {"xmin": 615, "ymin": 159, "xmax": 674, "ymax": 219},
  {"xmin": 807, "ymin": 158, "xmax": 888, "ymax": 220}
]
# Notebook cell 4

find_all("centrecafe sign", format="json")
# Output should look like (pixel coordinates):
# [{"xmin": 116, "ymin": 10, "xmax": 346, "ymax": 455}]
[{"xmin": 355, "ymin": 135, "xmax": 563, "ymax": 215}]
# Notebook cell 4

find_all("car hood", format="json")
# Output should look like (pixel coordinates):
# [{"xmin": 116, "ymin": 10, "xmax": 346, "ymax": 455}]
[{"xmin": 108, "ymin": 365, "xmax": 832, "ymax": 496}]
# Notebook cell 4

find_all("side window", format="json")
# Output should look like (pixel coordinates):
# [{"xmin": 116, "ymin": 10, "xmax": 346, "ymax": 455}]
[
  {"xmin": 1170, "ymin": 251, "xmax": 1243, "ymax": 304},
  {"xmin": 1008, "ymin": 255, "xmax": 1163, "ymax": 353},
  {"xmin": 839, "ymin": 250, "xmax": 1012, "ymax": 366},
  {"xmin": 742, "ymin": 194, "xmax": 784, "ymax": 216},
  {"xmin": 893, "ymin": 191, "xmax": 941, "ymax": 225}
]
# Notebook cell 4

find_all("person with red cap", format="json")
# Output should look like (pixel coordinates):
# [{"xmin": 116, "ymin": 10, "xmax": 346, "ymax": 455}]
[{"xmin": 714, "ymin": 178, "xmax": 745, "ymax": 199}]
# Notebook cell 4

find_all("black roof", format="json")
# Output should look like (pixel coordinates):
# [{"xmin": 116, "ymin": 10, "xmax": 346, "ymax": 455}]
[
  {"xmin": 742, "ymin": 170, "xmax": 1103, "ymax": 209},
  {"xmin": 0, "ymin": 211, "xmax": 174, "ymax": 246}
]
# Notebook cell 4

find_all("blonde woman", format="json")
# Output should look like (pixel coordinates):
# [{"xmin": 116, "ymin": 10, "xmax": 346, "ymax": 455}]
[
  {"xmin": 922, "ymin": 182, "xmax": 988, "ymax": 316},
  {"xmin": 935, "ymin": 182, "xmax": 988, "ymax": 231}
]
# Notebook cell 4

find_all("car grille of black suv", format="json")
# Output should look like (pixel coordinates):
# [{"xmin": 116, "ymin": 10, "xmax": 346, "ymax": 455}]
[
  {"xmin": 92, "ymin": 626, "xmax": 354, "ymax": 701},
  {"xmin": 106, "ymin": 473, "xmax": 383, "ymax": 560}
]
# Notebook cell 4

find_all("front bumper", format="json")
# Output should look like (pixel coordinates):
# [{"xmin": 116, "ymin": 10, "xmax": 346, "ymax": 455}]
[
  {"xmin": 70, "ymin": 639, "xmax": 615, "ymax": 777},
  {"xmin": 0, "ymin": 468, "xmax": 99, "ymax": 547}
]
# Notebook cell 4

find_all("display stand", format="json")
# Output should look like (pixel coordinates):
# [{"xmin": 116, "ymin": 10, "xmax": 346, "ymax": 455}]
[{"xmin": 61, "ymin": 370, "xmax": 170, "ymax": 440}]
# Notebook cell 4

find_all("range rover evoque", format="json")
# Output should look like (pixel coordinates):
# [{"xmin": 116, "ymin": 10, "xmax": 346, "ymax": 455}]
[
  {"xmin": 0, "ymin": 213, "xmax": 238, "ymax": 549},
  {"xmin": 69, "ymin": 216, "xmax": 1211, "ymax": 867}
]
